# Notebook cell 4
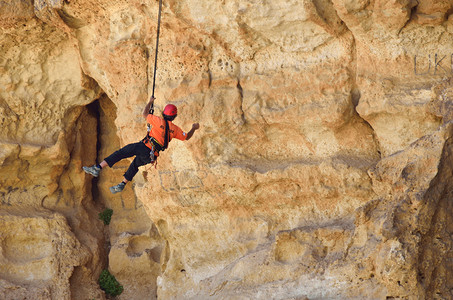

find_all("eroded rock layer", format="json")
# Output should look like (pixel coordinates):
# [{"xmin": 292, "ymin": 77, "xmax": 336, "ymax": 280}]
[{"xmin": 0, "ymin": 0, "xmax": 452, "ymax": 299}]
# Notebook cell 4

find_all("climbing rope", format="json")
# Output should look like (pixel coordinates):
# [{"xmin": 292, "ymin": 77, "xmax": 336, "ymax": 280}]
[{"xmin": 150, "ymin": 0, "xmax": 163, "ymax": 114}]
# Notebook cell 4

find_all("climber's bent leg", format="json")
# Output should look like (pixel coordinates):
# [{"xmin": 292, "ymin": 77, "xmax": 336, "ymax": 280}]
[
  {"xmin": 110, "ymin": 158, "xmax": 150, "ymax": 194},
  {"xmin": 104, "ymin": 142, "xmax": 142, "ymax": 167},
  {"xmin": 104, "ymin": 142, "xmax": 151, "ymax": 193},
  {"xmin": 123, "ymin": 154, "xmax": 152, "ymax": 181},
  {"xmin": 123, "ymin": 143, "xmax": 152, "ymax": 181}
]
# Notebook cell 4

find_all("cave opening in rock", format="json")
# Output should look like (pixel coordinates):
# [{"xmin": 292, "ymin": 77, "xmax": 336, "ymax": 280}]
[
  {"xmin": 67, "ymin": 95, "xmax": 114, "ymax": 299},
  {"xmin": 82, "ymin": 94, "xmax": 165, "ymax": 299},
  {"xmin": 85, "ymin": 98, "xmax": 102, "ymax": 203}
]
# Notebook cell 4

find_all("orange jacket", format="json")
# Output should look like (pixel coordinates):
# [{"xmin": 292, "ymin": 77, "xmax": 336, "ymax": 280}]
[{"xmin": 143, "ymin": 114, "xmax": 187, "ymax": 150}]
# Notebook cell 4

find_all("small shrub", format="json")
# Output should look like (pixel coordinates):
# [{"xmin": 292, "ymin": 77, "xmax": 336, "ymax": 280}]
[
  {"xmin": 99, "ymin": 208, "xmax": 113, "ymax": 225},
  {"xmin": 99, "ymin": 269, "xmax": 123, "ymax": 296}
]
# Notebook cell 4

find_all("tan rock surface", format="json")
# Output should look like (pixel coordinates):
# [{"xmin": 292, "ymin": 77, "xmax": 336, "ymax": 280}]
[
  {"xmin": 1, "ymin": 0, "xmax": 452, "ymax": 299},
  {"xmin": 0, "ymin": 212, "xmax": 94, "ymax": 299}
]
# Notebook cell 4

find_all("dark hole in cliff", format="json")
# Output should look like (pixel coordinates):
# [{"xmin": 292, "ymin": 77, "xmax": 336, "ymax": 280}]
[
  {"xmin": 351, "ymin": 88, "xmax": 361, "ymax": 107},
  {"xmin": 408, "ymin": 2, "xmax": 419, "ymax": 22},
  {"xmin": 68, "ymin": 96, "xmax": 109, "ymax": 298},
  {"xmin": 447, "ymin": 7, "xmax": 453, "ymax": 19},
  {"xmin": 84, "ymin": 93, "xmax": 165, "ymax": 297},
  {"xmin": 85, "ymin": 96, "xmax": 112, "ymax": 263},
  {"xmin": 85, "ymin": 99, "xmax": 102, "ymax": 202},
  {"xmin": 57, "ymin": 8, "xmax": 86, "ymax": 29}
]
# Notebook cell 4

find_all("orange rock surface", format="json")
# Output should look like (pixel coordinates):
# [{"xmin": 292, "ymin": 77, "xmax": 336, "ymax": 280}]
[{"xmin": 0, "ymin": 0, "xmax": 452, "ymax": 299}]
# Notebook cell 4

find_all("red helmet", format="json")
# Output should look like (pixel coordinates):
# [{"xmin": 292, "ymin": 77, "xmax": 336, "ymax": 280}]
[{"xmin": 163, "ymin": 104, "xmax": 177, "ymax": 118}]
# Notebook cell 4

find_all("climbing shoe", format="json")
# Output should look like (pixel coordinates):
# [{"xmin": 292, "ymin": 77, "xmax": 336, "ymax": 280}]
[
  {"xmin": 83, "ymin": 165, "xmax": 101, "ymax": 177},
  {"xmin": 110, "ymin": 182, "xmax": 126, "ymax": 194}
]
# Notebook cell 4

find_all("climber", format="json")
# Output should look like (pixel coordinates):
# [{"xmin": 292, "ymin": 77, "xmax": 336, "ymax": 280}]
[{"xmin": 82, "ymin": 96, "xmax": 200, "ymax": 193}]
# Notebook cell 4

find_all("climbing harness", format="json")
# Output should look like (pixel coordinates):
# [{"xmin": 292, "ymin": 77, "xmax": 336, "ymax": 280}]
[
  {"xmin": 149, "ymin": 0, "xmax": 163, "ymax": 115},
  {"xmin": 143, "ymin": 118, "xmax": 170, "ymax": 166}
]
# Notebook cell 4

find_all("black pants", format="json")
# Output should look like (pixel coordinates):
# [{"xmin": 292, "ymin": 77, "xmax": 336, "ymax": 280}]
[{"xmin": 104, "ymin": 142, "xmax": 152, "ymax": 181}]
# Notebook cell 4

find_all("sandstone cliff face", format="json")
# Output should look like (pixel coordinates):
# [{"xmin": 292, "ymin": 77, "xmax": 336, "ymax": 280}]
[{"xmin": 1, "ymin": 0, "xmax": 452, "ymax": 299}]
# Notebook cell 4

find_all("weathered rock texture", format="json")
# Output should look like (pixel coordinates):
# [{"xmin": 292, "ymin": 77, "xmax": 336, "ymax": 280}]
[{"xmin": 1, "ymin": 0, "xmax": 452, "ymax": 299}]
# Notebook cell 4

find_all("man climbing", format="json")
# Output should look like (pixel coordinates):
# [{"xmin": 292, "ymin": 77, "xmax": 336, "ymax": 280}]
[{"xmin": 82, "ymin": 97, "xmax": 200, "ymax": 193}]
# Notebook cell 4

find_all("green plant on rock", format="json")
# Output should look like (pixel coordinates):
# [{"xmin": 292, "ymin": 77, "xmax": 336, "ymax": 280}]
[
  {"xmin": 99, "ymin": 269, "xmax": 123, "ymax": 296},
  {"xmin": 99, "ymin": 208, "xmax": 113, "ymax": 225}
]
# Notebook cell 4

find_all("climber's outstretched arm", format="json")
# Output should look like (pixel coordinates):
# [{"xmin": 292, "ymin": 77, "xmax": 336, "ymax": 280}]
[
  {"xmin": 186, "ymin": 123, "xmax": 200, "ymax": 141},
  {"xmin": 143, "ymin": 97, "xmax": 155, "ymax": 118}
]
